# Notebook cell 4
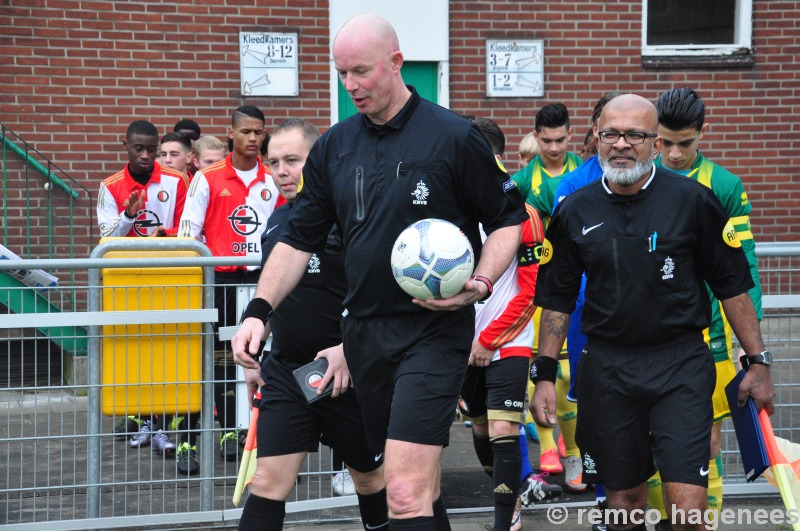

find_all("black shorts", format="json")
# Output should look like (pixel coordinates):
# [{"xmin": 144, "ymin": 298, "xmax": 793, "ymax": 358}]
[
  {"xmin": 256, "ymin": 355, "xmax": 381, "ymax": 473},
  {"xmin": 342, "ymin": 308, "xmax": 473, "ymax": 453},
  {"xmin": 575, "ymin": 334, "xmax": 714, "ymax": 491},
  {"xmin": 459, "ymin": 356, "xmax": 529, "ymax": 424}
]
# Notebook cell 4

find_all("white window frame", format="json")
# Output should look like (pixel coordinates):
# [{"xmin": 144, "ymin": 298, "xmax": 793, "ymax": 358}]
[{"xmin": 641, "ymin": 0, "xmax": 752, "ymax": 57}]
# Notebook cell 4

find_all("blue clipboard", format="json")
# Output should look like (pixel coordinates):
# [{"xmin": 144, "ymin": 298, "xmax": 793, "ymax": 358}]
[{"xmin": 724, "ymin": 369, "xmax": 770, "ymax": 482}]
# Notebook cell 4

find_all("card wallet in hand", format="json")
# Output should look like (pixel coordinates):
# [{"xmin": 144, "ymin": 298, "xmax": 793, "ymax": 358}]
[
  {"xmin": 725, "ymin": 369, "xmax": 770, "ymax": 482},
  {"xmin": 292, "ymin": 357, "xmax": 333, "ymax": 404}
]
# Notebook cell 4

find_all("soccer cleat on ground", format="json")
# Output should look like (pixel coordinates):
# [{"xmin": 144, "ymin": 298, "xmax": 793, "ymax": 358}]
[
  {"xmin": 114, "ymin": 416, "xmax": 141, "ymax": 440},
  {"xmin": 219, "ymin": 431, "xmax": 240, "ymax": 461},
  {"xmin": 176, "ymin": 443, "xmax": 199, "ymax": 475},
  {"xmin": 169, "ymin": 416, "xmax": 184, "ymax": 432},
  {"xmin": 519, "ymin": 473, "xmax": 562, "ymax": 506},
  {"xmin": 152, "ymin": 430, "xmax": 177, "ymax": 456},
  {"xmin": 237, "ymin": 429, "xmax": 248, "ymax": 448},
  {"xmin": 129, "ymin": 420, "xmax": 152, "ymax": 448},
  {"xmin": 539, "ymin": 447, "xmax": 563, "ymax": 474},
  {"xmin": 331, "ymin": 470, "xmax": 355, "ymax": 496},
  {"xmin": 564, "ymin": 455, "xmax": 587, "ymax": 491},
  {"xmin": 510, "ymin": 496, "xmax": 523, "ymax": 531}
]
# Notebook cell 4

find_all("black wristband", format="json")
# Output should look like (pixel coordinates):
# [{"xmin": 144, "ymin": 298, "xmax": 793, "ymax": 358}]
[
  {"xmin": 529, "ymin": 356, "xmax": 558, "ymax": 384},
  {"xmin": 241, "ymin": 297, "xmax": 273, "ymax": 325}
]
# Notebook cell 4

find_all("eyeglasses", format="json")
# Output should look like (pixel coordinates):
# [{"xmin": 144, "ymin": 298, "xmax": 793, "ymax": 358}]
[{"xmin": 598, "ymin": 131, "xmax": 658, "ymax": 145}]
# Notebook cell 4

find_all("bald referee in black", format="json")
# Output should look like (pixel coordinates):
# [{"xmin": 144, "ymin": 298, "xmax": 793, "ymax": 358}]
[{"xmin": 529, "ymin": 94, "xmax": 774, "ymax": 531}]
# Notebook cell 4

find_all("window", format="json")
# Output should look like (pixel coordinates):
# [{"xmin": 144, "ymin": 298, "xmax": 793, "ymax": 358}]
[{"xmin": 642, "ymin": 0, "xmax": 752, "ymax": 60}]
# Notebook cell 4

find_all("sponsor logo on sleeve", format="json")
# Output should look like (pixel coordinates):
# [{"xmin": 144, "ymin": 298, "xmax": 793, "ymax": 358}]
[{"xmin": 722, "ymin": 219, "xmax": 741, "ymax": 248}]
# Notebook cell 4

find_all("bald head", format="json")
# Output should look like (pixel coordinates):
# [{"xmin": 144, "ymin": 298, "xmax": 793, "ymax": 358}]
[
  {"xmin": 599, "ymin": 94, "xmax": 658, "ymax": 132},
  {"xmin": 596, "ymin": 94, "xmax": 662, "ymax": 192},
  {"xmin": 332, "ymin": 14, "xmax": 410, "ymax": 125},
  {"xmin": 334, "ymin": 14, "xmax": 399, "ymax": 54}
]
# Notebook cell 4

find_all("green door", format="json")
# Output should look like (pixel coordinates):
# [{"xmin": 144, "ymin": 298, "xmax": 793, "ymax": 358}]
[{"xmin": 337, "ymin": 62, "xmax": 439, "ymax": 121}]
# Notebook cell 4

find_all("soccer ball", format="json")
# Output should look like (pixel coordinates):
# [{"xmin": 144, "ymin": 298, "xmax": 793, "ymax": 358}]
[{"xmin": 390, "ymin": 218, "xmax": 475, "ymax": 300}]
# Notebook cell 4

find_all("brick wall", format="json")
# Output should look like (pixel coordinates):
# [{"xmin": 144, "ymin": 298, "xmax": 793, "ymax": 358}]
[{"xmin": 0, "ymin": 0, "xmax": 797, "ymax": 260}]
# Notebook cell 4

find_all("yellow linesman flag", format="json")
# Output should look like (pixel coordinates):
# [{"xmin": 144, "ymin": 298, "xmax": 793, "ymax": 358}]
[
  {"xmin": 232, "ymin": 391, "xmax": 261, "ymax": 507},
  {"xmin": 760, "ymin": 409, "xmax": 800, "ymax": 531}
]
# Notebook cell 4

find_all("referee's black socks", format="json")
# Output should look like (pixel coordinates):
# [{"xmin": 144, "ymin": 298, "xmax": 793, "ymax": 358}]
[
  {"xmin": 238, "ymin": 494, "xmax": 285, "ymax": 531},
  {"xmin": 357, "ymin": 488, "xmax": 389, "ymax": 530}
]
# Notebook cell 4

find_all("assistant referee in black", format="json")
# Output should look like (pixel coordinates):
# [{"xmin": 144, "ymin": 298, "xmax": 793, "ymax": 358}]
[{"xmin": 529, "ymin": 94, "xmax": 774, "ymax": 531}]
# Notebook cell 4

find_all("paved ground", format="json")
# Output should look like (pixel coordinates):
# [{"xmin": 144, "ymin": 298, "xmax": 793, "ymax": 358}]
[{"xmin": 0, "ymin": 390, "xmax": 789, "ymax": 530}]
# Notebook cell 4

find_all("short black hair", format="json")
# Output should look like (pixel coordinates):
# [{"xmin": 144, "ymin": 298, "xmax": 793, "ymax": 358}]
[
  {"xmin": 232, "ymin": 105, "xmax": 265, "ymax": 126},
  {"xmin": 535, "ymin": 103, "xmax": 570, "ymax": 133},
  {"xmin": 126, "ymin": 120, "xmax": 158, "ymax": 139},
  {"xmin": 471, "ymin": 117, "xmax": 505, "ymax": 156},
  {"xmin": 270, "ymin": 118, "xmax": 321, "ymax": 152},
  {"xmin": 656, "ymin": 87, "xmax": 705, "ymax": 132},
  {"xmin": 160, "ymin": 131, "xmax": 192, "ymax": 151},
  {"xmin": 591, "ymin": 92, "xmax": 622, "ymax": 125},
  {"xmin": 173, "ymin": 119, "xmax": 201, "ymax": 140}
]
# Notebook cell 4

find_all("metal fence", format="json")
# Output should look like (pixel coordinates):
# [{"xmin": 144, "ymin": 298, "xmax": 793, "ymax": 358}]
[{"xmin": 0, "ymin": 240, "xmax": 798, "ymax": 529}]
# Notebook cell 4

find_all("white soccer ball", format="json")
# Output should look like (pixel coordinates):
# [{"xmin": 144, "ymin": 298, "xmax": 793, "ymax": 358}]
[{"xmin": 390, "ymin": 218, "xmax": 475, "ymax": 300}]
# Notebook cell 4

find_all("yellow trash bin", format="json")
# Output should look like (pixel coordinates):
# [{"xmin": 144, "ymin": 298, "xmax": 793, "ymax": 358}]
[{"xmin": 100, "ymin": 239, "xmax": 204, "ymax": 417}]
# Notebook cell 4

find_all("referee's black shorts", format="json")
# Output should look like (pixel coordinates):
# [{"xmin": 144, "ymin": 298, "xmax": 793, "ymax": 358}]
[
  {"xmin": 342, "ymin": 307, "xmax": 473, "ymax": 453},
  {"xmin": 257, "ymin": 355, "xmax": 382, "ymax": 474},
  {"xmin": 575, "ymin": 333, "xmax": 714, "ymax": 491}
]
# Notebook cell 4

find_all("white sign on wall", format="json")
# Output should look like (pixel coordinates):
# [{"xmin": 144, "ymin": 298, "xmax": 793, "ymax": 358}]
[
  {"xmin": 486, "ymin": 40, "xmax": 544, "ymax": 98},
  {"xmin": 239, "ymin": 32, "xmax": 299, "ymax": 97}
]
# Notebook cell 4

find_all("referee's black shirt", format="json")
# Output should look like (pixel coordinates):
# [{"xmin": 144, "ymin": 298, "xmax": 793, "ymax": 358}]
[
  {"xmin": 279, "ymin": 87, "xmax": 527, "ymax": 317},
  {"xmin": 535, "ymin": 167, "xmax": 754, "ymax": 347},
  {"xmin": 261, "ymin": 203, "xmax": 346, "ymax": 369}
]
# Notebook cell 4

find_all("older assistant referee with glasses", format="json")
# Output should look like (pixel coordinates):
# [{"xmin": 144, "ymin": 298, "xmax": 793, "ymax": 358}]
[{"xmin": 530, "ymin": 94, "xmax": 774, "ymax": 531}]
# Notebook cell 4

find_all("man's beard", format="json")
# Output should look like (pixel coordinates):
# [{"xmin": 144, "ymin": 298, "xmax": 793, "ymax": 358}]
[{"xmin": 600, "ymin": 149, "xmax": 654, "ymax": 186}]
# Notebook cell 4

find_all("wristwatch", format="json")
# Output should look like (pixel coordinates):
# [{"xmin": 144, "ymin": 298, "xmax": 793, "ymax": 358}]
[{"xmin": 740, "ymin": 350, "xmax": 773, "ymax": 370}]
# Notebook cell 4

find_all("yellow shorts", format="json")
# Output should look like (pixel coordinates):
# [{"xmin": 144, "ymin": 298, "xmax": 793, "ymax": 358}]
[{"xmin": 712, "ymin": 357, "xmax": 737, "ymax": 422}]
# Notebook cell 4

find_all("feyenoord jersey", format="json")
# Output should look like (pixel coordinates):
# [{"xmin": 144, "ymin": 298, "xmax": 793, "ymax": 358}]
[
  {"xmin": 474, "ymin": 204, "xmax": 544, "ymax": 361},
  {"xmin": 179, "ymin": 154, "xmax": 279, "ymax": 272},
  {"xmin": 97, "ymin": 161, "xmax": 188, "ymax": 237}
]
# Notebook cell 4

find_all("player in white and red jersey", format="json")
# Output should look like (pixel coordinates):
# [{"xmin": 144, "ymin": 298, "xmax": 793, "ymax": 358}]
[
  {"xmin": 177, "ymin": 105, "xmax": 280, "ymax": 469},
  {"xmin": 98, "ymin": 120, "xmax": 188, "ymax": 456},
  {"xmin": 97, "ymin": 120, "xmax": 188, "ymax": 238},
  {"xmin": 458, "ymin": 117, "xmax": 560, "ymax": 531},
  {"xmin": 179, "ymin": 144, "xmax": 280, "ymax": 271}
]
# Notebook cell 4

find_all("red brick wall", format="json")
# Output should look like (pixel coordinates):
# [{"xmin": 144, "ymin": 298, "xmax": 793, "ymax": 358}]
[
  {"xmin": 448, "ymin": 0, "xmax": 800, "ymax": 243},
  {"xmin": 0, "ymin": 0, "xmax": 797, "ymax": 260}
]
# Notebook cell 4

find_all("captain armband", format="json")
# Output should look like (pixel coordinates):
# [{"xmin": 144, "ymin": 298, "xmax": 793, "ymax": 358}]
[
  {"xmin": 529, "ymin": 356, "xmax": 558, "ymax": 384},
  {"xmin": 517, "ymin": 242, "xmax": 543, "ymax": 267},
  {"xmin": 241, "ymin": 297, "xmax": 274, "ymax": 325}
]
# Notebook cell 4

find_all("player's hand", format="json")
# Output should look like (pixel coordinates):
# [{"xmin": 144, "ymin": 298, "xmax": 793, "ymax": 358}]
[
  {"xmin": 738, "ymin": 363, "xmax": 776, "ymax": 415},
  {"xmin": 469, "ymin": 340, "xmax": 493, "ymax": 367},
  {"xmin": 412, "ymin": 277, "xmax": 486, "ymax": 311},
  {"xmin": 147, "ymin": 226, "xmax": 166, "ymax": 237},
  {"xmin": 530, "ymin": 381, "xmax": 558, "ymax": 428},
  {"xmin": 243, "ymin": 367, "xmax": 264, "ymax": 399},
  {"xmin": 125, "ymin": 190, "xmax": 145, "ymax": 217},
  {"xmin": 232, "ymin": 317, "xmax": 265, "ymax": 370},
  {"xmin": 315, "ymin": 344, "xmax": 350, "ymax": 398}
]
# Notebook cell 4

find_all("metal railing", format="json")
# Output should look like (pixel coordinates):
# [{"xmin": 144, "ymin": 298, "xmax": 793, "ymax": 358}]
[
  {"xmin": 0, "ymin": 241, "xmax": 797, "ymax": 529},
  {"xmin": 0, "ymin": 122, "xmax": 94, "ymax": 261}
]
